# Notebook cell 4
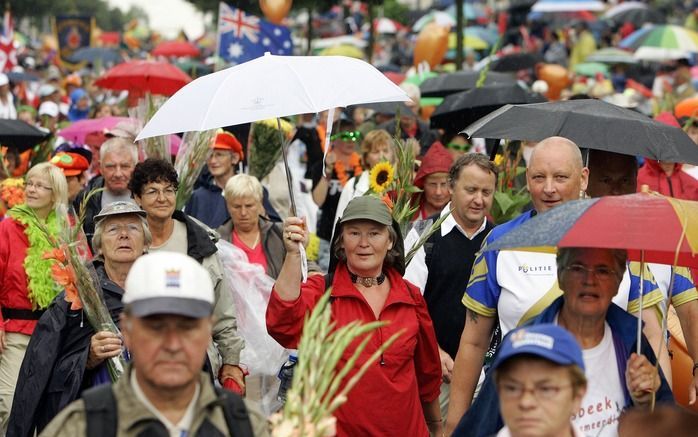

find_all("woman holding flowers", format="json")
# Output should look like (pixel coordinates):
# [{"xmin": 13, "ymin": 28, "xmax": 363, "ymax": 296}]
[
  {"xmin": 333, "ymin": 129, "xmax": 395, "ymax": 230},
  {"xmin": 267, "ymin": 195, "xmax": 443, "ymax": 437},
  {"xmin": 0, "ymin": 162, "xmax": 68, "ymax": 430},
  {"xmin": 9, "ymin": 201, "xmax": 151, "ymax": 437}
]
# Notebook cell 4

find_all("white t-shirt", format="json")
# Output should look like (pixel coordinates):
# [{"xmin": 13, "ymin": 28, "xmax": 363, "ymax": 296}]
[
  {"xmin": 495, "ymin": 251, "xmax": 631, "ymax": 336},
  {"xmin": 150, "ymin": 219, "xmax": 188, "ymax": 254},
  {"xmin": 571, "ymin": 323, "xmax": 625, "ymax": 437}
]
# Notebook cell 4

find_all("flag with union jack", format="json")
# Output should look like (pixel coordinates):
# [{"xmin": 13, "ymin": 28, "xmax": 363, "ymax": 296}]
[{"xmin": 217, "ymin": 2, "xmax": 293, "ymax": 65}]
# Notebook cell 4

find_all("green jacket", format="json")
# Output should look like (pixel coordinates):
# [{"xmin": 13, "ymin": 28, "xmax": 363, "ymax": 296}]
[{"xmin": 39, "ymin": 369, "xmax": 270, "ymax": 437}]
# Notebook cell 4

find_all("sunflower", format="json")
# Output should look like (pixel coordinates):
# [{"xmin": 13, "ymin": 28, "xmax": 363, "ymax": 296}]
[{"xmin": 368, "ymin": 161, "xmax": 395, "ymax": 194}]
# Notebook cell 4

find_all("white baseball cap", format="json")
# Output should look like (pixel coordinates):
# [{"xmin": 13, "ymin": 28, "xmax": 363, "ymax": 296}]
[
  {"xmin": 39, "ymin": 101, "xmax": 59, "ymax": 118},
  {"xmin": 124, "ymin": 251, "xmax": 214, "ymax": 318}
]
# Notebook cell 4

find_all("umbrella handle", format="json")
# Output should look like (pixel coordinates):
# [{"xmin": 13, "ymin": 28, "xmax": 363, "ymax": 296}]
[{"xmin": 277, "ymin": 117, "xmax": 297, "ymax": 218}]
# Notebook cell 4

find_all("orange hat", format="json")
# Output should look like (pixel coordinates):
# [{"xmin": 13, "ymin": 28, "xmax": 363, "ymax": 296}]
[
  {"xmin": 65, "ymin": 73, "xmax": 82, "ymax": 87},
  {"xmin": 212, "ymin": 131, "xmax": 243, "ymax": 158},
  {"xmin": 50, "ymin": 152, "xmax": 90, "ymax": 177}
]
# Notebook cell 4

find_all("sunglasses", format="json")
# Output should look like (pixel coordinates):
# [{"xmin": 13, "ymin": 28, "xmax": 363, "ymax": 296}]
[
  {"xmin": 330, "ymin": 131, "xmax": 362, "ymax": 142},
  {"xmin": 445, "ymin": 142, "xmax": 472, "ymax": 153}
]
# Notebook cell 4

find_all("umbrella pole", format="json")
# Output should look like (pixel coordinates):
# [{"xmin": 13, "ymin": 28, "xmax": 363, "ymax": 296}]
[
  {"xmin": 276, "ymin": 117, "xmax": 297, "ymax": 217},
  {"xmin": 637, "ymin": 250, "xmax": 645, "ymax": 354}
]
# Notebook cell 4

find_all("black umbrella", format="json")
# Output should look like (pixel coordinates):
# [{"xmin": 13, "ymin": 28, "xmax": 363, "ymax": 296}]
[
  {"xmin": 0, "ymin": 119, "xmax": 51, "ymax": 152},
  {"xmin": 430, "ymin": 84, "xmax": 546, "ymax": 132},
  {"xmin": 68, "ymin": 47, "xmax": 122, "ymax": 65},
  {"xmin": 350, "ymin": 101, "xmax": 416, "ymax": 117},
  {"xmin": 420, "ymin": 71, "xmax": 515, "ymax": 98},
  {"xmin": 490, "ymin": 52, "xmax": 544, "ymax": 72},
  {"xmin": 462, "ymin": 99, "xmax": 698, "ymax": 165},
  {"xmin": 603, "ymin": 3, "xmax": 665, "ymax": 27}
]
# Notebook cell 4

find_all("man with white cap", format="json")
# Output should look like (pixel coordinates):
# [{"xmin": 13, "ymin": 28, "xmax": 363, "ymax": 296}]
[
  {"xmin": 39, "ymin": 251, "xmax": 269, "ymax": 437},
  {"xmin": 0, "ymin": 73, "xmax": 16, "ymax": 119}
]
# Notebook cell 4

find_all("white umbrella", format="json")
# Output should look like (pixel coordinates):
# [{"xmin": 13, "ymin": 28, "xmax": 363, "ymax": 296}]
[
  {"xmin": 137, "ymin": 53, "xmax": 408, "ymax": 140},
  {"xmin": 531, "ymin": 0, "xmax": 605, "ymax": 13},
  {"xmin": 136, "ymin": 53, "xmax": 409, "ymax": 281}
]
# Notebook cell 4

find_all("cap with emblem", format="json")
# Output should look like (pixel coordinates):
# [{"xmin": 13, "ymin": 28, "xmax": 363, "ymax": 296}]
[
  {"xmin": 492, "ymin": 324, "xmax": 585, "ymax": 371},
  {"xmin": 93, "ymin": 201, "xmax": 146, "ymax": 223},
  {"xmin": 124, "ymin": 251, "xmax": 214, "ymax": 318}
]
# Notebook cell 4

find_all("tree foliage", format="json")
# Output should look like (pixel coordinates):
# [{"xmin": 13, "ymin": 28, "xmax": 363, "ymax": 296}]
[{"xmin": 7, "ymin": 0, "xmax": 147, "ymax": 31}]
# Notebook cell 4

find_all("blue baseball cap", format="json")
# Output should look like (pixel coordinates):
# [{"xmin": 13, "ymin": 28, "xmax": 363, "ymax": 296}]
[{"xmin": 492, "ymin": 324, "xmax": 585, "ymax": 371}]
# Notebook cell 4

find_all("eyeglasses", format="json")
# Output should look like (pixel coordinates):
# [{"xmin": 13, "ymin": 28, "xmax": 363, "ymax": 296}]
[
  {"xmin": 104, "ymin": 223, "xmax": 142, "ymax": 237},
  {"xmin": 330, "ymin": 131, "xmax": 362, "ymax": 142},
  {"xmin": 25, "ymin": 180, "xmax": 53, "ymax": 192},
  {"xmin": 564, "ymin": 264, "xmax": 617, "ymax": 281},
  {"xmin": 499, "ymin": 382, "xmax": 572, "ymax": 401},
  {"xmin": 142, "ymin": 187, "xmax": 177, "ymax": 198}
]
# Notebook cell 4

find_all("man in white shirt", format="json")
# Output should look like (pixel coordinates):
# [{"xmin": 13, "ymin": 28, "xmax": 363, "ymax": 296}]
[
  {"xmin": 0, "ymin": 74, "xmax": 16, "ymax": 119},
  {"xmin": 404, "ymin": 153, "xmax": 497, "ymax": 417}
]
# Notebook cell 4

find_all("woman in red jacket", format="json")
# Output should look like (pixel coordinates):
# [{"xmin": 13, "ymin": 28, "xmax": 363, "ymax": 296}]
[
  {"xmin": 267, "ymin": 195, "xmax": 443, "ymax": 437},
  {"xmin": 0, "ymin": 162, "xmax": 68, "ymax": 431}
]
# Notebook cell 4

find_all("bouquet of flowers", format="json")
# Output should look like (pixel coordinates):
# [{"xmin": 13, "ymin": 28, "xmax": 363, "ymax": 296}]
[
  {"xmin": 41, "ymin": 190, "xmax": 128, "ymax": 382},
  {"xmin": 174, "ymin": 129, "xmax": 216, "ymax": 210},
  {"xmin": 248, "ymin": 118, "xmax": 294, "ymax": 181},
  {"xmin": 0, "ymin": 177, "xmax": 25, "ymax": 217},
  {"xmin": 130, "ymin": 93, "xmax": 170, "ymax": 160},
  {"xmin": 491, "ymin": 141, "xmax": 530, "ymax": 224},
  {"xmin": 270, "ymin": 290, "xmax": 401, "ymax": 437}
]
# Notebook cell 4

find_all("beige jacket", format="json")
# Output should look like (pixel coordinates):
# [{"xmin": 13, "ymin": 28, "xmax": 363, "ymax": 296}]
[{"xmin": 39, "ymin": 370, "xmax": 269, "ymax": 437}]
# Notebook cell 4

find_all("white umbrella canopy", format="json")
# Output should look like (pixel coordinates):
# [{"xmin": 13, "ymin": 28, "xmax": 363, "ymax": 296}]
[{"xmin": 136, "ymin": 53, "xmax": 409, "ymax": 140}]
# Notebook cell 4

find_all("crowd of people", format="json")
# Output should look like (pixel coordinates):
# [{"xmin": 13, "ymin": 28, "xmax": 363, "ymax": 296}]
[{"xmin": 2, "ymin": 1, "xmax": 698, "ymax": 436}]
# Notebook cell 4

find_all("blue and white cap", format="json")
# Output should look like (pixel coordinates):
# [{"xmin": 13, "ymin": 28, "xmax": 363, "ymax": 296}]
[
  {"xmin": 492, "ymin": 324, "xmax": 585, "ymax": 371},
  {"xmin": 124, "ymin": 251, "xmax": 214, "ymax": 318}
]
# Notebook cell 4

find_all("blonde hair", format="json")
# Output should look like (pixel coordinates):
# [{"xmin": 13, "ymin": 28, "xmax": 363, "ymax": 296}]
[
  {"xmin": 28, "ymin": 162, "xmax": 69, "ymax": 208},
  {"xmin": 223, "ymin": 173, "xmax": 263, "ymax": 204},
  {"xmin": 360, "ymin": 129, "xmax": 394, "ymax": 168}
]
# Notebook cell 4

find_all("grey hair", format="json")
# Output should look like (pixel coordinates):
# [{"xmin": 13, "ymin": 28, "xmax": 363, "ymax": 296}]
[
  {"xmin": 93, "ymin": 214, "xmax": 152, "ymax": 257},
  {"xmin": 100, "ymin": 137, "xmax": 138, "ymax": 163},
  {"xmin": 556, "ymin": 247, "xmax": 627, "ymax": 283},
  {"xmin": 333, "ymin": 222, "xmax": 401, "ymax": 269}
]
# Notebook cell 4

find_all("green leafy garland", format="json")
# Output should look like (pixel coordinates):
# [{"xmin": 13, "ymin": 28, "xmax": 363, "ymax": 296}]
[{"xmin": 7, "ymin": 204, "xmax": 62, "ymax": 309}]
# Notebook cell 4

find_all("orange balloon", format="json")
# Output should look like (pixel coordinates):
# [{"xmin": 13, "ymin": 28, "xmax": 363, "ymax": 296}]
[
  {"xmin": 675, "ymin": 96, "xmax": 698, "ymax": 120},
  {"xmin": 413, "ymin": 23, "xmax": 449, "ymax": 69},
  {"xmin": 260, "ymin": 0, "xmax": 293, "ymax": 25},
  {"xmin": 537, "ymin": 64, "xmax": 570, "ymax": 100}
]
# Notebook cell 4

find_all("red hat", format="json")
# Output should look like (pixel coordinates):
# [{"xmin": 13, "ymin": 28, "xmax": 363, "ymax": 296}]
[
  {"xmin": 212, "ymin": 131, "xmax": 243, "ymax": 158},
  {"xmin": 50, "ymin": 152, "xmax": 90, "ymax": 177},
  {"xmin": 414, "ymin": 142, "xmax": 454, "ymax": 188}
]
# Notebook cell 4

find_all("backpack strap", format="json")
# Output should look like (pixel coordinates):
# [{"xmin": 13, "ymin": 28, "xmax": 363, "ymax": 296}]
[
  {"xmin": 214, "ymin": 387, "xmax": 254, "ymax": 437},
  {"xmin": 83, "ymin": 384, "xmax": 118, "ymax": 437}
]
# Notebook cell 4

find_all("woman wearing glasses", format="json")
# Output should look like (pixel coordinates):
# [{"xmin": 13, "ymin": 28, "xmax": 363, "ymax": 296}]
[
  {"xmin": 311, "ymin": 119, "xmax": 363, "ymax": 272},
  {"xmin": 0, "ymin": 162, "xmax": 68, "ymax": 431},
  {"xmin": 9, "ymin": 201, "xmax": 150, "ymax": 436},
  {"xmin": 453, "ymin": 247, "xmax": 674, "ymax": 437}
]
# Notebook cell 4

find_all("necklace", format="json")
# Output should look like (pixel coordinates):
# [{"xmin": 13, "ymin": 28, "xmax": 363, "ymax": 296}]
[
  {"xmin": 334, "ymin": 153, "xmax": 363, "ymax": 186},
  {"xmin": 349, "ymin": 270, "xmax": 386, "ymax": 287}
]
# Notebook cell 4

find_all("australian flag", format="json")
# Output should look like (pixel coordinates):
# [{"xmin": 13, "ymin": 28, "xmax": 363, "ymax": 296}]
[{"xmin": 217, "ymin": 2, "xmax": 293, "ymax": 65}]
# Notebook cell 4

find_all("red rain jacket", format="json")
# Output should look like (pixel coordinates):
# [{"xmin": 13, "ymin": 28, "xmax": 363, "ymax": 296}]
[
  {"xmin": 637, "ymin": 159, "xmax": 698, "ymax": 200},
  {"xmin": 0, "ymin": 218, "xmax": 41, "ymax": 335},
  {"xmin": 266, "ymin": 263, "xmax": 441, "ymax": 437}
]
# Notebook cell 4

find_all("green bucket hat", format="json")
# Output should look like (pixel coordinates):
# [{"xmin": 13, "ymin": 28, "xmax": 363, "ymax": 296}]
[{"xmin": 340, "ymin": 196, "xmax": 392, "ymax": 226}]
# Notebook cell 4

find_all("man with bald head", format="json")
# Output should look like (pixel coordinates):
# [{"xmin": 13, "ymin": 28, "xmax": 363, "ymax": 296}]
[{"xmin": 445, "ymin": 138, "xmax": 661, "ymax": 433}]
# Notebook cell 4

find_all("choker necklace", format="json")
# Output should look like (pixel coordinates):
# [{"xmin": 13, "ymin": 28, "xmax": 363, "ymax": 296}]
[{"xmin": 349, "ymin": 270, "xmax": 386, "ymax": 287}]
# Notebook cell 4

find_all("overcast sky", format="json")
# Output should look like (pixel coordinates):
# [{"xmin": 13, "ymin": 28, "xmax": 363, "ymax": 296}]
[{"xmin": 106, "ymin": 0, "xmax": 209, "ymax": 39}]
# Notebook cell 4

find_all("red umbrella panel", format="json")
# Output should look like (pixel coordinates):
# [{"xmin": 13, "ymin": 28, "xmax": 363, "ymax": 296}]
[
  {"xmin": 94, "ymin": 60, "xmax": 192, "ymax": 96},
  {"xmin": 152, "ymin": 40, "xmax": 200, "ymax": 58},
  {"xmin": 485, "ymin": 192, "xmax": 698, "ymax": 268}
]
